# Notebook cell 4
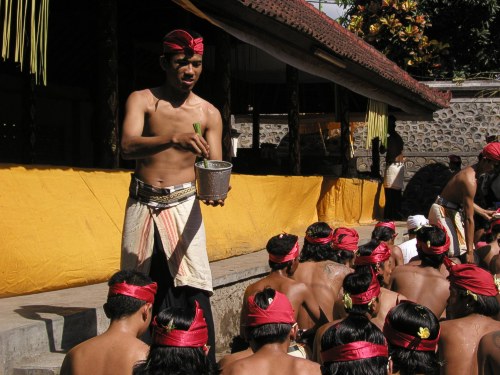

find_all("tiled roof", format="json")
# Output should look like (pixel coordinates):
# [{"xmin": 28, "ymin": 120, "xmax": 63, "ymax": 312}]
[
  {"xmin": 243, "ymin": 0, "xmax": 450, "ymax": 108},
  {"xmin": 174, "ymin": 0, "xmax": 451, "ymax": 113}
]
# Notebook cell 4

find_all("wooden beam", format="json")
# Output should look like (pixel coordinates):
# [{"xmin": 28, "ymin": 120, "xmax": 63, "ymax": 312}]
[{"xmin": 287, "ymin": 64, "xmax": 300, "ymax": 175}]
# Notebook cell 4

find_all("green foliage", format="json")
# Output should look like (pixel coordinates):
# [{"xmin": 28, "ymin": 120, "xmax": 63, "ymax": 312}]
[{"xmin": 341, "ymin": 0, "xmax": 447, "ymax": 78}]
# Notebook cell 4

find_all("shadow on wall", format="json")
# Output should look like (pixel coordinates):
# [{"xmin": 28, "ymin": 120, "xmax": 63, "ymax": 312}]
[
  {"xmin": 402, "ymin": 163, "xmax": 453, "ymax": 218},
  {"xmin": 15, "ymin": 305, "xmax": 98, "ymax": 353}
]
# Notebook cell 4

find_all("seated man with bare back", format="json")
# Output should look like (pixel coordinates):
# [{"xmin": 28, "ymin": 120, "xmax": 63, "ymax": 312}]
[
  {"xmin": 476, "ymin": 216, "xmax": 500, "ymax": 273},
  {"xmin": 371, "ymin": 220, "xmax": 404, "ymax": 267},
  {"xmin": 222, "ymin": 288, "xmax": 320, "ymax": 375},
  {"xmin": 390, "ymin": 224, "xmax": 450, "ymax": 318},
  {"xmin": 312, "ymin": 267, "xmax": 382, "ymax": 363},
  {"xmin": 238, "ymin": 234, "xmax": 327, "ymax": 359},
  {"xmin": 353, "ymin": 240, "xmax": 406, "ymax": 329},
  {"xmin": 439, "ymin": 259, "xmax": 500, "ymax": 375},
  {"xmin": 292, "ymin": 222, "xmax": 353, "ymax": 328},
  {"xmin": 60, "ymin": 270, "xmax": 157, "ymax": 375},
  {"xmin": 478, "ymin": 330, "xmax": 500, "ymax": 375}
]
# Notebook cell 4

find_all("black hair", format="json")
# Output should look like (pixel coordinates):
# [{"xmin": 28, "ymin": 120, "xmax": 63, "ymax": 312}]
[
  {"xmin": 371, "ymin": 221, "xmax": 395, "ymax": 242},
  {"xmin": 300, "ymin": 222, "xmax": 338, "ymax": 262},
  {"xmin": 320, "ymin": 314, "xmax": 388, "ymax": 375},
  {"xmin": 245, "ymin": 288, "xmax": 292, "ymax": 350},
  {"xmin": 415, "ymin": 226, "xmax": 447, "ymax": 269},
  {"xmin": 355, "ymin": 240, "xmax": 388, "ymax": 285},
  {"xmin": 480, "ymin": 222, "xmax": 500, "ymax": 244},
  {"xmin": 162, "ymin": 29, "xmax": 203, "ymax": 59},
  {"xmin": 331, "ymin": 227, "xmax": 356, "ymax": 264},
  {"xmin": 105, "ymin": 270, "xmax": 154, "ymax": 320},
  {"xmin": 267, "ymin": 234, "xmax": 299, "ymax": 271},
  {"xmin": 133, "ymin": 306, "xmax": 217, "ymax": 375},
  {"xmin": 386, "ymin": 301, "xmax": 441, "ymax": 375},
  {"xmin": 342, "ymin": 269, "xmax": 375, "ymax": 315},
  {"xmin": 453, "ymin": 287, "xmax": 500, "ymax": 318}
]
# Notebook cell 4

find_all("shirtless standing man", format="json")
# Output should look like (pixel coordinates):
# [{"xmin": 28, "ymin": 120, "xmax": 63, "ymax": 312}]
[
  {"xmin": 439, "ymin": 260, "xmax": 500, "ymax": 375},
  {"xmin": 222, "ymin": 289, "xmax": 321, "ymax": 375},
  {"xmin": 390, "ymin": 224, "xmax": 450, "ymax": 318},
  {"xmin": 429, "ymin": 142, "xmax": 500, "ymax": 263},
  {"xmin": 60, "ymin": 270, "xmax": 156, "ymax": 375},
  {"xmin": 292, "ymin": 222, "xmax": 353, "ymax": 328},
  {"xmin": 120, "ymin": 29, "xmax": 223, "ymax": 361}
]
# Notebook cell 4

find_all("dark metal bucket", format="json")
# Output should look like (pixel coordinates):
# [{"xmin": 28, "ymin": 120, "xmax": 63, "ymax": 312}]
[{"xmin": 195, "ymin": 161, "xmax": 232, "ymax": 201}]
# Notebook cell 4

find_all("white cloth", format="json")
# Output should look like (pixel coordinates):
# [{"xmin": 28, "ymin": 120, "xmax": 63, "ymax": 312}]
[
  {"xmin": 399, "ymin": 238, "xmax": 418, "ymax": 264},
  {"xmin": 384, "ymin": 162, "xmax": 405, "ymax": 190}
]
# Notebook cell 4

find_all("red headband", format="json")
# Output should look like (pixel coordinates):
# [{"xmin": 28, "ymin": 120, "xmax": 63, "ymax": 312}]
[
  {"xmin": 246, "ymin": 290, "xmax": 295, "ymax": 327},
  {"xmin": 152, "ymin": 301, "xmax": 208, "ymax": 348},
  {"xmin": 344, "ymin": 269, "xmax": 380, "ymax": 307},
  {"xmin": 332, "ymin": 227, "xmax": 359, "ymax": 252},
  {"xmin": 108, "ymin": 282, "xmax": 157, "ymax": 304},
  {"xmin": 375, "ymin": 221, "xmax": 396, "ymax": 231},
  {"xmin": 163, "ymin": 29, "xmax": 204, "ymax": 56},
  {"xmin": 417, "ymin": 229, "xmax": 450, "ymax": 255},
  {"xmin": 305, "ymin": 229, "xmax": 335, "ymax": 245},
  {"xmin": 354, "ymin": 242, "xmax": 391, "ymax": 266},
  {"xmin": 444, "ymin": 258, "xmax": 499, "ymax": 297},
  {"xmin": 268, "ymin": 240, "xmax": 300, "ymax": 263},
  {"xmin": 321, "ymin": 341, "xmax": 388, "ymax": 362},
  {"xmin": 482, "ymin": 142, "xmax": 500, "ymax": 161},
  {"xmin": 383, "ymin": 316, "xmax": 440, "ymax": 352}
]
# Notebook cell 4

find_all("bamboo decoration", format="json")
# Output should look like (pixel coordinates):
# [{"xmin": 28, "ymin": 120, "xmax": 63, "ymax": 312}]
[
  {"xmin": 365, "ymin": 99, "xmax": 388, "ymax": 149},
  {"xmin": 1, "ymin": 0, "xmax": 50, "ymax": 85}
]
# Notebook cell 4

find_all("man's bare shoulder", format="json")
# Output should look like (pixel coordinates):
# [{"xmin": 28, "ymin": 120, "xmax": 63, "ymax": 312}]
[
  {"xmin": 323, "ymin": 261, "xmax": 352, "ymax": 278},
  {"xmin": 291, "ymin": 357, "xmax": 321, "ymax": 374}
]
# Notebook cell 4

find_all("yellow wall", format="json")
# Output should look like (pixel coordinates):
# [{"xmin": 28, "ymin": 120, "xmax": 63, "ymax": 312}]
[{"xmin": 0, "ymin": 165, "xmax": 383, "ymax": 297}]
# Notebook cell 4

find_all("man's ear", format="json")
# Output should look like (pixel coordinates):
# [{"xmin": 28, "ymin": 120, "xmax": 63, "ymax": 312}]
[
  {"xmin": 290, "ymin": 323, "xmax": 298, "ymax": 341},
  {"xmin": 142, "ymin": 303, "xmax": 152, "ymax": 322},
  {"xmin": 159, "ymin": 55, "xmax": 167, "ymax": 71}
]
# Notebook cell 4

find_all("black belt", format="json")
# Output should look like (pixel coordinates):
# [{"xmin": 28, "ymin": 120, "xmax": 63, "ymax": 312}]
[{"xmin": 435, "ymin": 195, "xmax": 461, "ymax": 211}]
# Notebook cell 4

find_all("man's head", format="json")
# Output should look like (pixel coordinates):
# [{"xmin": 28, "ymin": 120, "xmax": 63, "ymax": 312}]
[
  {"xmin": 445, "ymin": 259, "xmax": 500, "ymax": 319},
  {"xmin": 405, "ymin": 215, "xmax": 429, "ymax": 238},
  {"xmin": 371, "ymin": 220, "xmax": 397, "ymax": 244},
  {"xmin": 388, "ymin": 115, "xmax": 397, "ymax": 134},
  {"xmin": 300, "ymin": 222, "xmax": 336, "ymax": 263},
  {"xmin": 448, "ymin": 155, "xmax": 462, "ymax": 172},
  {"xmin": 266, "ymin": 233, "xmax": 300, "ymax": 275},
  {"xmin": 415, "ymin": 225, "xmax": 449, "ymax": 268},
  {"xmin": 331, "ymin": 227, "xmax": 358, "ymax": 266},
  {"xmin": 245, "ymin": 288, "xmax": 296, "ymax": 350},
  {"xmin": 104, "ymin": 270, "xmax": 156, "ymax": 322},
  {"xmin": 342, "ymin": 268, "xmax": 380, "ymax": 317},
  {"xmin": 321, "ymin": 314, "xmax": 389, "ymax": 375},
  {"xmin": 478, "ymin": 142, "xmax": 500, "ymax": 174},
  {"xmin": 383, "ymin": 301, "xmax": 440, "ymax": 375},
  {"xmin": 160, "ymin": 29, "xmax": 204, "ymax": 94},
  {"xmin": 355, "ymin": 240, "xmax": 393, "ymax": 287}
]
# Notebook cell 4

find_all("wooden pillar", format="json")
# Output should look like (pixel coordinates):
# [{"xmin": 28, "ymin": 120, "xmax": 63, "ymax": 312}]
[
  {"xmin": 287, "ymin": 64, "xmax": 300, "ymax": 175},
  {"xmin": 96, "ymin": 0, "xmax": 119, "ymax": 168},
  {"xmin": 215, "ymin": 30, "xmax": 232, "ymax": 161},
  {"xmin": 252, "ymin": 86, "xmax": 260, "ymax": 157},
  {"xmin": 336, "ymin": 85, "xmax": 350, "ymax": 176}
]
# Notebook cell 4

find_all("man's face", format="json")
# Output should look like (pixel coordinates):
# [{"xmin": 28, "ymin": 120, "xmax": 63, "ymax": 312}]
[
  {"xmin": 379, "ymin": 259, "xmax": 392, "ymax": 287},
  {"xmin": 163, "ymin": 53, "xmax": 203, "ymax": 93}
]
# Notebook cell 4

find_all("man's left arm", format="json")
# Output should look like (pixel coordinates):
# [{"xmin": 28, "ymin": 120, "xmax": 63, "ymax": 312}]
[{"xmin": 462, "ymin": 179, "xmax": 477, "ymax": 264}]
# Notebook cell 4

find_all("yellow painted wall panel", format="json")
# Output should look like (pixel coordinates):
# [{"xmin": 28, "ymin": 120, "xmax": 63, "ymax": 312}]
[{"xmin": 0, "ymin": 166, "xmax": 382, "ymax": 297}]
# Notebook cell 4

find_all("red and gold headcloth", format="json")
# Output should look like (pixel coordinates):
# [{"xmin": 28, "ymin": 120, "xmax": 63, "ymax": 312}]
[
  {"xmin": 383, "ymin": 309, "xmax": 440, "ymax": 352},
  {"xmin": 354, "ymin": 242, "xmax": 391, "ymax": 266},
  {"xmin": 343, "ymin": 269, "xmax": 381, "ymax": 309},
  {"xmin": 268, "ymin": 237, "xmax": 300, "ymax": 264},
  {"xmin": 375, "ymin": 221, "xmax": 396, "ymax": 232},
  {"xmin": 246, "ymin": 290, "xmax": 295, "ymax": 327},
  {"xmin": 444, "ymin": 258, "xmax": 499, "ymax": 297},
  {"xmin": 417, "ymin": 224, "xmax": 450, "ymax": 255},
  {"xmin": 332, "ymin": 227, "xmax": 359, "ymax": 252},
  {"xmin": 163, "ymin": 29, "xmax": 204, "ymax": 56},
  {"xmin": 108, "ymin": 281, "xmax": 157, "ymax": 304},
  {"xmin": 321, "ymin": 340, "xmax": 388, "ymax": 363},
  {"xmin": 482, "ymin": 142, "xmax": 500, "ymax": 161},
  {"xmin": 305, "ymin": 228, "xmax": 335, "ymax": 245},
  {"xmin": 152, "ymin": 301, "xmax": 209, "ymax": 349}
]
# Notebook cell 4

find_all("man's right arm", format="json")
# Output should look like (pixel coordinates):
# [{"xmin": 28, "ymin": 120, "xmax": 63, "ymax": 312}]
[
  {"xmin": 120, "ymin": 91, "xmax": 208, "ymax": 159},
  {"xmin": 462, "ymin": 176, "xmax": 477, "ymax": 263}
]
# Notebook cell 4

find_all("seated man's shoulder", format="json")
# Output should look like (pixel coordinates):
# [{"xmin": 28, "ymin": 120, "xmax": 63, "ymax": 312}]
[{"xmin": 291, "ymin": 357, "xmax": 321, "ymax": 374}]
